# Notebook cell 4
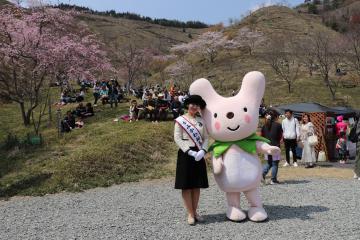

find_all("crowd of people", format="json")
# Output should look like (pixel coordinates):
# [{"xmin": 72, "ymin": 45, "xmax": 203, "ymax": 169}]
[
  {"xmin": 125, "ymin": 85, "xmax": 187, "ymax": 123},
  {"xmin": 261, "ymin": 108, "xmax": 360, "ymax": 184},
  {"xmin": 58, "ymin": 78, "xmax": 189, "ymax": 132}
]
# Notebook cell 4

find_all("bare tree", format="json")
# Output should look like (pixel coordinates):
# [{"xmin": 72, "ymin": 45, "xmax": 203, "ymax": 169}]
[
  {"xmin": 263, "ymin": 35, "xmax": 300, "ymax": 93},
  {"xmin": 308, "ymin": 31, "xmax": 339, "ymax": 100},
  {"xmin": 234, "ymin": 27, "xmax": 265, "ymax": 56},
  {"xmin": 117, "ymin": 44, "xmax": 152, "ymax": 91},
  {"xmin": 345, "ymin": 25, "xmax": 360, "ymax": 82}
]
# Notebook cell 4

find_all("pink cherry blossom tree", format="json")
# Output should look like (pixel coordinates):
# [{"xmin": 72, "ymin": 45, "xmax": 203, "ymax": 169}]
[{"xmin": 0, "ymin": 5, "xmax": 113, "ymax": 127}]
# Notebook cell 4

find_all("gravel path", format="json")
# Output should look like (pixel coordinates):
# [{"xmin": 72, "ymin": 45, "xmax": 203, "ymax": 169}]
[{"xmin": 0, "ymin": 177, "xmax": 359, "ymax": 240}]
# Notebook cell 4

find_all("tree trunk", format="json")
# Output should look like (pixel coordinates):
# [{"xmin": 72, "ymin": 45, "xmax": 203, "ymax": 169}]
[
  {"xmin": 324, "ymin": 74, "xmax": 336, "ymax": 100},
  {"xmin": 288, "ymin": 82, "xmax": 292, "ymax": 93},
  {"xmin": 19, "ymin": 102, "xmax": 31, "ymax": 126},
  {"xmin": 48, "ymin": 94, "xmax": 52, "ymax": 126}
]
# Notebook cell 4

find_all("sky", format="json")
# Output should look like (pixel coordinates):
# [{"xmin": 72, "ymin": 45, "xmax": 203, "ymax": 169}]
[{"xmin": 52, "ymin": 0, "xmax": 305, "ymax": 25}]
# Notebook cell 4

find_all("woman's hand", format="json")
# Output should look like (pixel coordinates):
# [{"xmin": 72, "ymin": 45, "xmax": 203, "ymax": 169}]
[
  {"xmin": 194, "ymin": 150, "xmax": 206, "ymax": 161},
  {"xmin": 188, "ymin": 150, "xmax": 198, "ymax": 158}
]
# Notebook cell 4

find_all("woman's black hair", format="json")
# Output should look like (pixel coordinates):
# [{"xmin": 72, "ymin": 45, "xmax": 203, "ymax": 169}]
[
  {"xmin": 302, "ymin": 113, "xmax": 311, "ymax": 124},
  {"xmin": 184, "ymin": 95, "xmax": 206, "ymax": 110},
  {"xmin": 265, "ymin": 110, "xmax": 276, "ymax": 130}
]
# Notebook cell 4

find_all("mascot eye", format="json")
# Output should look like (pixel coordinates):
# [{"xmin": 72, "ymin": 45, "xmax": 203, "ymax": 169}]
[
  {"xmin": 214, "ymin": 113, "xmax": 218, "ymax": 118},
  {"xmin": 243, "ymin": 107, "xmax": 248, "ymax": 112}
]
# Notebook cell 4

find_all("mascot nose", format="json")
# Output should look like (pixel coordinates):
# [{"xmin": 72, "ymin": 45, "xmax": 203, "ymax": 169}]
[{"xmin": 226, "ymin": 112, "xmax": 234, "ymax": 119}]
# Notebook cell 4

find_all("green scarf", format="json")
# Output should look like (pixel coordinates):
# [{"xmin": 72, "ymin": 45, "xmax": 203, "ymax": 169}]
[{"xmin": 208, "ymin": 133, "xmax": 270, "ymax": 158}]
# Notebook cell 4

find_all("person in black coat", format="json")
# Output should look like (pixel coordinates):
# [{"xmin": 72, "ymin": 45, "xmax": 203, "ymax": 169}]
[
  {"xmin": 261, "ymin": 110, "xmax": 283, "ymax": 184},
  {"xmin": 61, "ymin": 111, "xmax": 76, "ymax": 132},
  {"xmin": 171, "ymin": 96, "xmax": 183, "ymax": 119}
]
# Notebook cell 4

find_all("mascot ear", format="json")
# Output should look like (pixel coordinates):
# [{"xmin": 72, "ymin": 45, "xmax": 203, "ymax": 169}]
[
  {"xmin": 189, "ymin": 78, "xmax": 221, "ymax": 104},
  {"xmin": 236, "ymin": 71, "xmax": 265, "ymax": 107}
]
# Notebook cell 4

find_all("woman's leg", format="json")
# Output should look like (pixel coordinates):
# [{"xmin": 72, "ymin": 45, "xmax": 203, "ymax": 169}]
[
  {"xmin": 354, "ymin": 142, "xmax": 360, "ymax": 177},
  {"xmin": 182, "ymin": 189, "xmax": 194, "ymax": 217},
  {"xmin": 271, "ymin": 160, "xmax": 279, "ymax": 181},
  {"xmin": 191, "ymin": 188, "xmax": 200, "ymax": 215}
]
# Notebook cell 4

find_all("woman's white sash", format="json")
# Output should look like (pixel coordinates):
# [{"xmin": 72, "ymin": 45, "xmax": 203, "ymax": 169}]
[{"xmin": 175, "ymin": 116, "xmax": 203, "ymax": 150}]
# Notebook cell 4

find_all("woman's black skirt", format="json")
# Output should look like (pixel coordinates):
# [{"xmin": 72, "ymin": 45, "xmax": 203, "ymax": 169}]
[{"xmin": 175, "ymin": 147, "xmax": 209, "ymax": 189}]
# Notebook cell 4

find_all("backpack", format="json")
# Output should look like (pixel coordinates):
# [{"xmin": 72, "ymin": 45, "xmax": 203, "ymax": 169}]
[{"xmin": 349, "ymin": 120, "xmax": 359, "ymax": 143}]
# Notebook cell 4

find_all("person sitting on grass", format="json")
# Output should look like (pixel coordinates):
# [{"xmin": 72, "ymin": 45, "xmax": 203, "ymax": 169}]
[
  {"xmin": 82, "ymin": 103, "xmax": 94, "ymax": 117},
  {"xmin": 129, "ymin": 100, "xmax": 139, "ymax": 122},
  {"xmin": 156, "ymin": 93, "xmax": 170, "ymax": 121},
  {"xmin": 99, "ymin": 85, "xmax": 109, "ymax": 105},
  {"xmin": 74, "ymin": 103, "xmax": 86, "ymax": 117},
  {"xmin": 76, "ymin": 89, "xmax": 85, "ymax": 102},
  {"xmin": 336, "ymin": 131, "xmax": 348, "ymax": 164},
  {"xmin": 171, "ymin": 96, "xmax": 183, "ymax": 119},
  {"xmin": 144, "ymin": 94, "xmax": 157, "ymax": 123},
  {"xmin": 61, "ymin": 111, "xmax": 75, "ymax": 132},
  {"xmin": 75, "ymin": 117, "xmax": 84, "ymax": 129}
]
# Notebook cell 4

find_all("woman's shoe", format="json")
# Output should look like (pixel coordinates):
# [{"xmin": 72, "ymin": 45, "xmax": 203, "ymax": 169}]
[
  {"xmin": 195, "ymin": 214, "xmax": 205, "ymax": 223},
  {"xmin": 187, "ymin": 215, "xmax": 195, "ymax": 225}
]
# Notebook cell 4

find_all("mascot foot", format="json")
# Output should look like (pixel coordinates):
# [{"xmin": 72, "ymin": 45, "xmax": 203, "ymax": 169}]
[
  {"xmin": 248, "ymin": 207, "xmax": 268, "ymax": 222},
  {"xmin": 226, "ymin": 207, "xmax": 246, "ymax": 222}
]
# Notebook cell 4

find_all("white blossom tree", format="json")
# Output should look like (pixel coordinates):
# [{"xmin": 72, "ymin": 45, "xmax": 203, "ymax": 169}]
[{"xmin": 234, "ymin": 27, "xmax": 265, "ymax": 55}]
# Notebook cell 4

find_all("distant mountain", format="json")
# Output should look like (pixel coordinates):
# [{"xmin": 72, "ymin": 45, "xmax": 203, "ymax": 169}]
[{"xmin": 54, "ymin": 4, "xmax": 209, "ymax": 29}]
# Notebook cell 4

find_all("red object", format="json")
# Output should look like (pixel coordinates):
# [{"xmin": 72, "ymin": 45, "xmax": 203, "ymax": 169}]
[{"xmin": 335, "ymin": 116, "xmax": 347, "ymax": 137}]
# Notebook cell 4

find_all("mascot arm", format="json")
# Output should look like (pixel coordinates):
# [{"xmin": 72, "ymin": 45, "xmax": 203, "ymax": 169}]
[
  {"xmin": 212, "ymin": 155, "xmax": 223, "ymax": 175},
  {"xmin": 256, "ymin": 141, "xmax": 281, "ymax": 155}
]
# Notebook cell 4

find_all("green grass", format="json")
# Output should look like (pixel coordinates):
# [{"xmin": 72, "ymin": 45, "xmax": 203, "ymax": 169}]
[{"xmin": 0, "ymin": 92, "xmax": 177, "ymax": 198}]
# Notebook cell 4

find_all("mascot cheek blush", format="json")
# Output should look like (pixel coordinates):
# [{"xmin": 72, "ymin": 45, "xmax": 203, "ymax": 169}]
[{"xmin": 189, "ymin": 71, "xmax": 280, "ymax": 222}]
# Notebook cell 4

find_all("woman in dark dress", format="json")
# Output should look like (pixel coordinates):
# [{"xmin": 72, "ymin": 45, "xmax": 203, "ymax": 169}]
[
  {"xmin": 174, "ymin": 95, "xmax": 209, "ymax": 225},
  {"xmin": 261, "ymin": 110, "xmax": 283, "ymax": 184}
]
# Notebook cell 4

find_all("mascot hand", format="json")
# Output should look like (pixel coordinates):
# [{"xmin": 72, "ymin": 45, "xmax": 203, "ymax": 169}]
[
  {"xmin": 194, "ymin": 150, "xmax": 206, "ymax": 161},
  {"xmin": 188, "ymin": 150, "xmax": 198, "ymax": 158},
  {"xmin": 267, "ymin": 146, "xmax": 281, "ymax": 155},
  {"xmin": 213, "ymin": 156, "xmax": 223, "ymax": 174}
]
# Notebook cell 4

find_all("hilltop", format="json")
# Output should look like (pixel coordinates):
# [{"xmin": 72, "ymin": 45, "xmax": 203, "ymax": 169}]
[
  {"xmin": 148, "ymin": 5, "xmax": 360, "ymax": 107},
  {"xmin": 80, "ymin": 13, "xmax": 204, "ymax": 53}
]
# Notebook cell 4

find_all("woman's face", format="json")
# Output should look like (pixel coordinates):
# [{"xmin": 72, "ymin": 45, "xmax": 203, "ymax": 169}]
[
  {"xmin": 188, "ymin": 104, "xmax": 200, "ymax": 115},
  {"xmin": 303, "ymin": 115, "xmax": 309, "ymax": 123}
]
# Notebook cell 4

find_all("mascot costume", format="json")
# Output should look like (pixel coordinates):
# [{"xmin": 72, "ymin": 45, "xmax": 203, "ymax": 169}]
[{"xmin": 189, "ymin": 71, "xmax": 280, "ymax": 222}]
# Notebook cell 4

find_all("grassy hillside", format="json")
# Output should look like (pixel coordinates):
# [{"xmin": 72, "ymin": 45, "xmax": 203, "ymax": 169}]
[
  {"xmin": 154, "ymin": 6, "xmax": 360, "ymax": 108},
  {"xmin": 229, "ymin": 6, "xmax": 330, "ymax": 37},
  {"xmin": 0, "ymin": 94, "xmax": 177, "ymax": 198},
  {"xmin": 0, "ymin": 0, "xmax": 9, "ymax": 5},
  {"xmin": 80, "ymin": 13, "xmax": 204, "ymax": 54}
]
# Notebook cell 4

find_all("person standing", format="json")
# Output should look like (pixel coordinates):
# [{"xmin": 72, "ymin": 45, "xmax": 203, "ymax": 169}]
[
  {"xmin": 335, "ymin": 115, "xmax": 347, "ymax": 137},
  {"xmin": 336, "ymin": 131, "xmax": 348, "ymax": 164},
  {"xmin": 108, "ymin": 82, "xmax": 119, "ymax": 108},
  {"xmin": 282, "ymin": 109, "xmax": 300, "ymax": 167},
  {"xmin": 93, "ymin": 82, "xmax": 101, "ymax": 106},
  {"xmin": 353, "ymin": 117, "xmax": 360, "ymax": 180},
  {"xmin": 262, "ymin": 111, "xmax": 283, "ymax": 184},
  {"xmin": 174, "ymin": 95, "xmax": 209, "ymax": 225},
  {"xmin": 300, "ymin": 113, "xmax": 317, "ymax": 168}
]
